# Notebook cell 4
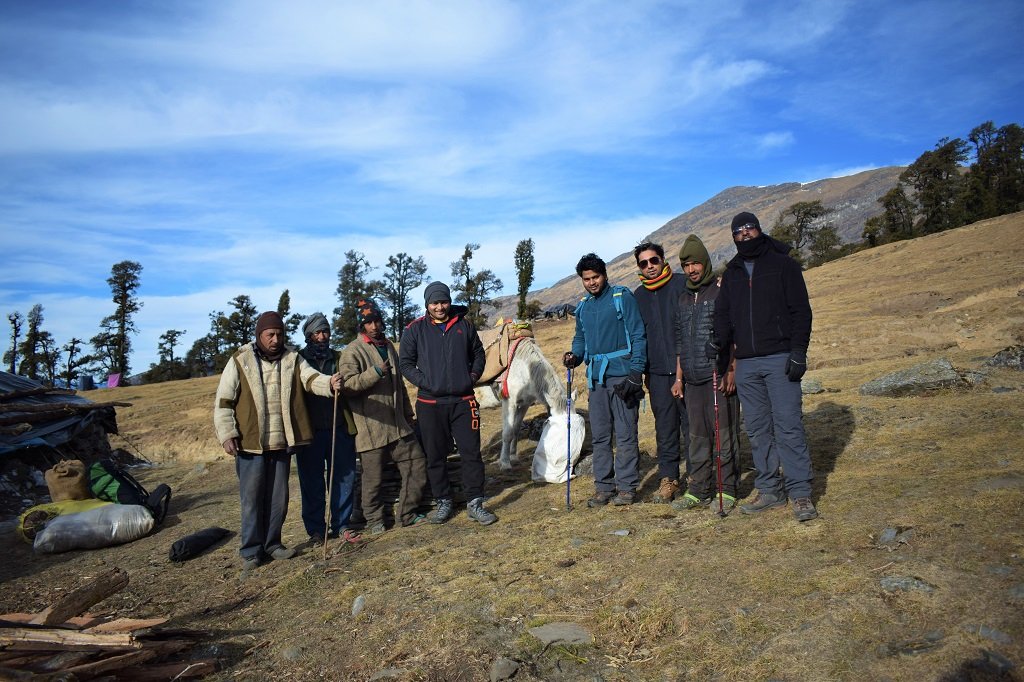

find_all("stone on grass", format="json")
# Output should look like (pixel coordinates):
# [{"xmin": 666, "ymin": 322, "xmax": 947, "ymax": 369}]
[
  {"xmin": 352, "ymin": 594, "xmax": 366, "ymax": 617},
  {"xmin": 801, "ymin": 378, "xmax": 825, "ymax": 394},
  {"xmin": 877, "ymin": 630, "xmax": 944, "ymax": 656},
  {"xmin": 281, "ymin": 645, "xmax": 303, "ymax": 661},
  {"xmin": 369, "ymin": 669, "xmax": 408, "ymax": 681},
  {"xmin": 962, "ymin": 624, "xmax": 1012, "ymax": 645},
  {"xmin": 528, "ymin": 622, "xmax": 593, "ymax": 646},
  {"xmin": 490, "ymin": 657, "xmax": 520, "ymax": 681},
  {"xmin": 985, "ymin": 344, "xmax": 1024, "ymax": 370},
  {"xmin": 880, "ymin": 575, "xmax": 936, "ymax": 593},
  {"xmin": 859, "ymin": 358, "xmax": 965, "ymax": 397}
]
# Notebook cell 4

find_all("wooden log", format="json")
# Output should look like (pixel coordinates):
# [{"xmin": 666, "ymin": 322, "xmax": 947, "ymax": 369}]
[
  {"xmin": 1, "ymin": 613, "xmax": 103, "ymax": 630},
  {"xmin": 116, "ymin": 659, "xmax": 218, "ymax": 680},
  {"xmin": 0, "ymin": 402, "xmax": 130, "ymax": 427},
  {"xmin": 0, "ymin": 627, "xmax": 139, "ymax": 652},
  {"xmin": 29, "ymin": 568, "xmax": 129, "ymax": 626},
  {"xmin": 61, "ymin": 647, "xmax": 161, "ymax": 677},
  {"xmin": 0, "ymin": 387, "xmax": 77, "ymax": 402},
  {"xmin": 85, "ymin": 617, "xmax": 168, "ymax": 633}
]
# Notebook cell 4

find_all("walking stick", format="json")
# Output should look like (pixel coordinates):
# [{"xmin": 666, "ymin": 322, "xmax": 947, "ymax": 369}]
[
  {"xmin": 565, "ymin": 367, "xmax": 573, "ymax": 512},
  {"xmin": 712, "ymin": 366, "xmax": 725, "ymax": 518},
  {"xmin": 325, "ymin": 384, "xmax": 339, "ymax": 561}
]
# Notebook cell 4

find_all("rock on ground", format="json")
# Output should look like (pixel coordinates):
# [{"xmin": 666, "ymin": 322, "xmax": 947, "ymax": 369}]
[{"xmin": 859, "ymin": 358, "xmax": 965, "ymax": 397}]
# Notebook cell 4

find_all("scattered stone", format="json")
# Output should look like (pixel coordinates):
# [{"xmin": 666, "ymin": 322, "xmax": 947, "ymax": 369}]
[
  {"xmin": 961, "ymin": 370, "xmax": 987, "ymax": 386},
  {"xmin": 569, "ymin": 537, "xmax": 585, "ymax": 548},
  {"xmin": 490, "ymin": 657, "xmax": 520, "ymax": 681},
  {"xmin": 527, "ymin": 622, "xmax": 593, "ymax": 645},
  {"xmin": 1009, "ymin": 584, "xmax": 1024, "ymax": 600},
  {"xmin": 876, "ymin": 527, "xmax": 914, "ymax": 550},
  {"xmin": 985, "ymin": 344, "xmax": 1024, "ymax": 370},
  {"xmin": 352, "ymin": 594, "xmax": 366, "ymax": 617},
  {"xmin": 281, "ymin": 645, "xmax": 304, "ymax": 661},
  {"xmin": 962, "ymin": 624, "xmax": 1013, "ymax": 645},
  {"xmin": 556, "ymin": 559, "xmax": 576, "ymax": 568},
  {"xmin": 608, "ymin": 529, "xmax": 630, "ymax": 536},
  {"xmin": 986, "ymin": 565, "xmax": 1012, "ymax": 576},
  {"xmin": 973, "ymin": 474, "xmax": 1024, "ymax": 492},
  {"xmin": 859, "ymin": 358, "xmax": 965, "ymax": 397},
  {"xmin": 992, "ymin": 386, "xmax": 1016, "ymax": 393},
  {"xmin": 877, "ymin": 630, "xmax": 944, "ymax": 656},
  {"xmin": 801, "ymin": 378, "xmax": 825, "ymax": 394},
  {"xmin": 880, "ymin": 575, "xmax": 936, "ymax": 593},
  {"xmin": 369, "ymin": 669, "xmax": 409, "ymax": 681}
]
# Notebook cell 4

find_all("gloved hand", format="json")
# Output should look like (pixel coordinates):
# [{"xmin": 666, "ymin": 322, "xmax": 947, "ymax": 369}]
[
  {"xmin": 562, "ymin": 352, "xmax": 580, "ymax": 368},
  {"xmin": 786, "ymin": 350, "xmax": 807, "ymax": 382},
  {"xmin": 705, "ymin": 340, "xmax": 721, "ymax": 361},
  {"xmin": 612, "ymin": 372, "xmax": 645, "ymax": 408}
]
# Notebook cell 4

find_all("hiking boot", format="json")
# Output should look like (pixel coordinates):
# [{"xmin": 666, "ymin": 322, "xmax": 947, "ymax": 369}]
[
  {"xmin": 367, "ymin": 522, "xmax": 387, "ymax": 536},
  {"xmin": 587, "ymin": 490, "xmax": 615, "ymax": 508},
  {"xmin": 466, "ymin": 497, "xmax": 498, "ymax": 525},
  {"xmin": 709, "ymin": 493, "xmax": 737, "ymax": 516},
  {"xmin": 270, "ymin": 546, "xmax": 296, "ymax": 560},
  {"xmin": 308, "ymin": 533, "xmax": 325, "ymax": 546},
  {"xmin": 429, "ymin": 498, "xmax": 455, "ymax": 524},
  {"xmin": 671, "ymin": 492, "xmax": 711, "ymax": 511},
  {"xmin": 340, "ymin": 529, "xmax": 364, "ymax": 544},
  {"xmin": 651, "ymin": 478, "xmax": 680, "ymax": 503},
  {"xmin": 739, "ymin": 490, "xmax": 787, "ymax": 515},
  {"xmin": 240, "ymin": 555, "xmax": 260, "ymax": 571},
  {"xmin": 611, "ymin": 490, "xmax": 636, "ymax": 506},
  {"xmin": 791, "ymin": 497, "xmax": 818, "ymax": 522}
]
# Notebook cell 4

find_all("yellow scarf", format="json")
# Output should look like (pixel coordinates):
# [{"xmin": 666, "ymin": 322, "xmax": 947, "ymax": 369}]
[{"xmin": 638, "ymin": 264, "xmax": 672, "ymax": 290}]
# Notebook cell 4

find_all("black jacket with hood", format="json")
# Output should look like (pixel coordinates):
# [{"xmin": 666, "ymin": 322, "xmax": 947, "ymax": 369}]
[{"xmin": 712, "ymin": 235, "xmax": 812, "ymax": 360}]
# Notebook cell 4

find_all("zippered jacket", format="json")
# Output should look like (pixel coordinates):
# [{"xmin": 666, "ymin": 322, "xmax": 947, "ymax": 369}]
[
  {"xmin": 399, "ymin": 305, "xmax": 485, "ymax": 403},
  {"xmin": 675, "ymin": 280, "xmax": 721, "ymax": 385},
  {"xmin": 633, "ymin": 273, "xmax": 687, "ymax": 376},
  {"xmin": 713, "ymin": 236, "xmax": 812, "ymax": 359},
  {"xmin": 339, "ymin": 336, "xmax": 416, "ymax": 453}
]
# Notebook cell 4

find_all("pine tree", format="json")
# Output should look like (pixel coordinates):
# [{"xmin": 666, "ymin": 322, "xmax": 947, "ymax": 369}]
[
  {"xmin": 450, "ymin": 243, "xmax": 503, "ymax": 328},
  {"xmin": 377, "ymin": 253, "xmax": 428, "ymax": 340},
  {"xmin": 96, "ymin": 260, "xmax": 143, "ymax": 378},
  {"xmin": 4, "ymin": 311, "xmax": 23, "ymax": 373},
  {"xmin": 514, "ymin": 239, "xmax": 535, "ymax": 320},
  {"xmin": 333, "ymin": 250, "xmax": 376, "ymax": 344}
]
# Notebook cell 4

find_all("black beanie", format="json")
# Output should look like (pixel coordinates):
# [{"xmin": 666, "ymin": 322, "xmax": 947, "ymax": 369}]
[
  {"xmin": 424, "ymin": 281, "xmax": 451, "ymax": 305},
  {"xmin": 255, "ymin": 311, "xmax": 284, "ymax": 337},
  {"xmin": 731, "ymin": 212, "xmax": 760, "ymax": 233}
]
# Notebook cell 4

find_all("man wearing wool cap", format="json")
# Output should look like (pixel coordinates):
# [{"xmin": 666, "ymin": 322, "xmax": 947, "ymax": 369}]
[
  {"xmin": 295, "ymin": 312, "xmax": 360, "ymax": 546},
  {"xmin": 214, "ymin": 310, "xmax": 345, "ymax": 573},
  {"xmin": 710, "ymin": 211, "xmax": 817, "ymax": 522},
  {"xmin": 399, "ymin": 281, "xmax": 495, "ymax": 525}
]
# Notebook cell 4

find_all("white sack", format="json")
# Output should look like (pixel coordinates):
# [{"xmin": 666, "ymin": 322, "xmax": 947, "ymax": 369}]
[
  {"xmin": 532, "ymin": 412, "xmax": 586, "ymax": 484},
  {"xmin": 34, "ymin": 504, "xmax": 154, "ymax": 554}
]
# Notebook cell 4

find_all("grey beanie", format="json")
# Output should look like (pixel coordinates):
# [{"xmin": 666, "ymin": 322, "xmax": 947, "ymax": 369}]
[
  {"xmin": 302, "ymin": 312, "xmax": 330, "ymax": 339},
  {"xmin": 424, "ymin": 281, "xmax": 452, "ymax": 305}
]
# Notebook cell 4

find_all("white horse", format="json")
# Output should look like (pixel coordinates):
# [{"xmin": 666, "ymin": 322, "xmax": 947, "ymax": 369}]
[{"xmin": 475, "ymin": 338, "xmax": 572, "ymax": 471}]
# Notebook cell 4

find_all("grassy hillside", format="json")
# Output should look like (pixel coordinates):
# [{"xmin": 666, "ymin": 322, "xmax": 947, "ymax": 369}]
[{"xmin": 2, "ymin": 213, "xmax": 1023, "ymax": 681}]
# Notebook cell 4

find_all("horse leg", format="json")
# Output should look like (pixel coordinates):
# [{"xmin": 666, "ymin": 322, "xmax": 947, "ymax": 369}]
[
  {"xmin": 507, "ymin": 401, "xmax": 529, "ymax": 467},
  {"xmin": 499, "ymin": 399, "xmax": 514, "ymax": 471}
]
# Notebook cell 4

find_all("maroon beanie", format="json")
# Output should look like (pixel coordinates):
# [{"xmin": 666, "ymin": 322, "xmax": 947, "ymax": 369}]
[{"xmin": 255, "ymin": 311, "xmax": 285, "ymax": 337}]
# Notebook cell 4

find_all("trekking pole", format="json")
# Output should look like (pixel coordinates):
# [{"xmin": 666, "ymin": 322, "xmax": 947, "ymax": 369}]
[
  {"xmin": 325, "ymin": 386, "xmax": 339, "ymax": 561},
  {"xmin": 712, "ymin": 366, "xmax": 725, "ymax": 518},
  {"xmin": 565, "ymin": 367, "xmax": 573, "ymax": 512}
]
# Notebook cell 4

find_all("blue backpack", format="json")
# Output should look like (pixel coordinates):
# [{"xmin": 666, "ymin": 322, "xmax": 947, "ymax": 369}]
[{"xmin": 574, "ymin": 285, "xmax": 632, "ymax": 388}]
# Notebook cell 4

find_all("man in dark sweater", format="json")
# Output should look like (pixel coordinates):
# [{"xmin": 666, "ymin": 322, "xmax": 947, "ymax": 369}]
[
  {"xmin": 399, "ymin": 281, "xmax": 494, "ymax": 525},
  {"xmin": 711, "ymin": 212, "xmax": 817, "ymax": 522},
  {"xmin": 632, "ymin": 241, "xmax": 690, "ymax": 503}
]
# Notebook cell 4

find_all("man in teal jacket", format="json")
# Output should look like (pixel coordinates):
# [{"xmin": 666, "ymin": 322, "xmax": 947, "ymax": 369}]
[{"xmin": 563, "ymin": 253, "xmax": 648, "ymax": 506}]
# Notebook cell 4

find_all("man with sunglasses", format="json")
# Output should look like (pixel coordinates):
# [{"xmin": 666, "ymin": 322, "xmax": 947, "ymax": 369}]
[
  {"xmin": 711, "ymin": 212, "xmax": 817, "ymax": 522},
  {"xmin": 632, "ymin": 242, "xmax": 690, "ymax": 504}
]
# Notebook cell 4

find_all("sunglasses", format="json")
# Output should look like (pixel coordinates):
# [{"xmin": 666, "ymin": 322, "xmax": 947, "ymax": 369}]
[
  {"xmin": 732, "ymin": 222, "xmax": 759, "ymax": 236},
  {"xmin": 638, "ymin": 255, "xmax": 662, "ymax": 268}
]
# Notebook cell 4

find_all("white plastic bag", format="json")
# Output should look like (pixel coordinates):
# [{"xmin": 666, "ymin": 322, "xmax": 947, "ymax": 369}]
[
  {"xmin": 532, "ymin": 411, "xmax": 586, "ymax": 483},
  {"xmin": 33, "ymin": 504, "xmax": 154, "ymax": 554}
]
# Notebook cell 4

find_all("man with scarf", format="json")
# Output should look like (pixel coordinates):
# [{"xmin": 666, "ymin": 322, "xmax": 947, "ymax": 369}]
[
  {"xmin": 632, "ymin": 241, "xmax": 690, "ymax": 504},
  {"xmin": 339, "ymin": 299, "xmax": 429, "ymax": 534},
  {"xmin": 670, "ymin": 235, "xmax": 741, "ymax": 513},
  {"xmin": 296, "ymin": 312, "xmax": 360, "ymax": 545},
  {"xmin": 214, "ymin": 311, "xmax": 344, "ymax": 572},
  {"xmin": 711, "ymin": 212, "xmax": 817, "ymax": 522},
  {"xmin": 399, "ymin": 282, "xmax": 495, "ymax": 525}
]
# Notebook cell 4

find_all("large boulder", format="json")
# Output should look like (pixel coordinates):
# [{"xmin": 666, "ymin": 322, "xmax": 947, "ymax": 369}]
[
  {"xmin": 985, "ymin": 344, "xmax": 1024, "ymax": 371},
  {"xmin": 859, "ymin": 358, "xmax": 965, "ymax": 397}
]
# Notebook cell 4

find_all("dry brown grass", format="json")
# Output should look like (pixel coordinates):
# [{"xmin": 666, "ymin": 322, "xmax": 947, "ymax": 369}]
[{"xmin": 2, "ymin": 213, "xmax": 1023, "ymax": 680}]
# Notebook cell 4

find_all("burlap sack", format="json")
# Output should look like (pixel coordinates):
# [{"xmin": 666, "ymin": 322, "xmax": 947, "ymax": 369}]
[{"xmin": 44, "ymin": 459, "xmax": 93, "ymax": 502}]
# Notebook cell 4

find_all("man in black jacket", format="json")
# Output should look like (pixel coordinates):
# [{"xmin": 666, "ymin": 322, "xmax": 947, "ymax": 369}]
[
  {"xmin": 399, "ymin": 281, "xmax": 495, "ymax": 525},
  {"xmin": 712, "ymin": 212, "xmax": 818, "ymax": 522},
  {"xmin": 632, "ymin": 241, "xmax": 689, "ymax": 503}
]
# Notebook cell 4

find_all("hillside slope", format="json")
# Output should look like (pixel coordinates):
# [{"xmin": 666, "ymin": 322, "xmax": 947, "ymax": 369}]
[{"xmin": 2, "ymin": 213, "xmax": 1022, "ymax": 681}]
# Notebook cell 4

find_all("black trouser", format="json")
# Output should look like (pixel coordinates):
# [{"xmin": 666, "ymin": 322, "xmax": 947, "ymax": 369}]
[
  {"xmin": 647, "ymin": 373, "xmax": 690, "ymax": 481},
  {"xmin": 685, "ymin": 380, "xmax": 740, "ymax": 499},
  {"xmin": 416, "ymin": 397, "xmax": 485, "ymax": 501}
]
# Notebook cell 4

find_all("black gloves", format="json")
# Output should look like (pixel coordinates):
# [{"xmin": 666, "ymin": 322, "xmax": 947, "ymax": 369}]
[
  {"xmin": 613, "ymin": 372, "xmax": 645, "ymax": 408},
  {"xmin": 562, "ymin": 352, "xmax": 581, "ymax": 368},
  {"xmin": 787, "ymin": 350, "xmax": 807, "ymax": 382}
]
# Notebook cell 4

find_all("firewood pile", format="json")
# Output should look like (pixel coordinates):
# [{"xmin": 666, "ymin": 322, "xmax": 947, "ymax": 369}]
[{"xmin": 0, "ymin": 568, "xmax": 216, "ymax": 680}]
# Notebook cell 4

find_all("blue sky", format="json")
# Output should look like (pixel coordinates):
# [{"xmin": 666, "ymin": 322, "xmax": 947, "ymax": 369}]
[{"xmin": 1, "ymin": 0, "xmax": 1022, "ymax": 373}]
